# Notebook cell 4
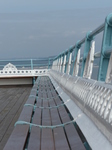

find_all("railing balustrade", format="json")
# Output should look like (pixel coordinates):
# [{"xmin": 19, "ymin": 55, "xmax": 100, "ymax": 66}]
[{"xmin": 52, "ymin": 13, "xmax": 112, "ymax": 83}]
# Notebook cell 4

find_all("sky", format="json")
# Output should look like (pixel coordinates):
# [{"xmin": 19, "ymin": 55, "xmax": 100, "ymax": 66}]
[{"xmin": 0, "ymin": 0, "xmax": 112, "ymax": 59}]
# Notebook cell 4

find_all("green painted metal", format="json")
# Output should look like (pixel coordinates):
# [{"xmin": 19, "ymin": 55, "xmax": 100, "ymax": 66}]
[
  {"xmin": 15, "ymin": 119, "xmax": 75, "ymax": 129},
  {"xmin": 1, "ymin": 13, "xmax": 112, "ymax": 83},
  {"xmin": 98, "ymin": 13, "xmax": 112, "ymax": 81},
  {"xmin": 48, "ymin": 58, "xmax": 51, "ymax": 69},
  {"xmin": 0, "ymin": 57, "xmax": 54, "ymax": 70},
  {"xmin": 30, "ymin": 59, "xmax": 33, "ymax": 70},
  {"xmin": 24, "ymin": 102, "xmax": 66, "ymax": 109},
  {"xmin": 31, "ymin": 59, "xmax": 35, "ymax": 84},
  {"xmin": 74, "ymin": 122, "xmax": 92, "ymax": 150},
  {"xmin": 0, "ymin": 58, "xmax": 53, "ymax": 61},
  {"xmin": 81, "ymin": 31, "xmax": 93, "ymax": 77},
  {"xmin": 58, "ymin": 54, "xmax": 61, "ymax": 72},
  {"xmin": 0, "ymin": 63, "xmax": 51, "ymax": 68},
  {"xmin": 84, "ymin": 142, "xmax": 92, "ymax": 150},
  {"xmin": 51, "ymin": 14, "xmax": 112, "ymax": 80}
]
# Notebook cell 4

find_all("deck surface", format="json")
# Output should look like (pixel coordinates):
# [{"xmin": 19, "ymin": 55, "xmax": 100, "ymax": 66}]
[
  {"xmin": 3, "ymin": 77, "xmax": 87, "ymax": 150},
  {"xmin": 0, "ymin": 85, "xmax": 32, "ymax": 150}
]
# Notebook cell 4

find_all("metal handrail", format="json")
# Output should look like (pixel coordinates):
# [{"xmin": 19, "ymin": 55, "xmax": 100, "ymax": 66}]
[{"xmin": 52, "ymin": 13, "xmax": 112, "ymax": 82}]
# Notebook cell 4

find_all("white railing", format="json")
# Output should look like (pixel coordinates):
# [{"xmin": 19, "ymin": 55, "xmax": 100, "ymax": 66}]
[
  {"xmin": 50, "ymin": 70, "xmax": 112, "ymax": 144},
  {"xmin": 0, "ymin": 69, "xmax": 48, "ymax": 77},
  {"xmin": 0, "ymin": 63, "xmax": 48, "ymax": 77}
]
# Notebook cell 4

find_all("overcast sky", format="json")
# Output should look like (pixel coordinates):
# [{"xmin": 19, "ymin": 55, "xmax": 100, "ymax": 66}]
[{"xmin": 0, "ymin": 0, "xmax": 112, "ymax": 59}]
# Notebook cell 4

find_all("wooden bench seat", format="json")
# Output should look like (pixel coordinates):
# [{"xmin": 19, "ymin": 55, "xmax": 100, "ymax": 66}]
[{"xmin": 4, "ymin": 76, "xmax": 86, "ymax": 150}]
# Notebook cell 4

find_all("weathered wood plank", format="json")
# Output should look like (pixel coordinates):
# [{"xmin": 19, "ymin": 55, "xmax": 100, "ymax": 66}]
[
  {"xmin": 28, "ymin": 109, "xmax": 41, "ymax": 150},
  {"xmin": 49, "ymin": 100, "xmax": 70, "ymax": 150},
  {"xmin": 41, "ymin": 98, "xmax": 54, "ymax": 150},
  {"xmin": 58, "ymin": 106, "xmax": 85, "ymax": 150},
  {"xmin": 4, "ymin": 125, "xmax": 29, "ymax": 150},
  {"xmin": 3, "ymin": 77, "xmax": 87, "ymax": 150},
  {"xmin": 0, "ymin": 86, "xmax": 32, "ymax": 150}
]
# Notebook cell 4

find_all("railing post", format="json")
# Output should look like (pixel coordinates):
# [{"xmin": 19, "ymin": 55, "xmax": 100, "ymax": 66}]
[
  {"xmin": 98, "ymin": 13, "xmax": 112, "ymax": 81},
  {"xmin": 58, "ymin": 55, "xmax": 61, "ymax": 72},
  {"xmin": 81, "ymin": 32, "xmax": 93, "ymax": 77},
  {"xmin": 72, "ymin": 41, "xmax": 81, "ymax": 75},
  {"xmin": 48, "ymin": 58, "xmax": 51, "ymax": 69},
  {"xmin": 31, "ymin": 59, "xmax": 35, "ymax": 85},
  {"xmin": 52, "ymin": 58, "xmax": 56, "ymax": 70},
  {"xmin": 52, "ymin": 59, "xmax": 54, "ymax": 70},
  {"xmin": 57, "ymin": 56, "xmax": 60, "ymax": 71},
  {"xmin": 31, "ymin": 59, "xmax": 33, "ymax": 70}
]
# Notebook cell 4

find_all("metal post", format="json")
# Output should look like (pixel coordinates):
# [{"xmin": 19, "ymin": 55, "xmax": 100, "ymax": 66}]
[
  {"xmin": 52, "ymin": 60, "xmax": 54, "ymax": 70},
  {"xmin": 58, "ymin": 55, "xmax": 61, "ymax": 72},
  {"xmin": 57, "ymin": 56, "xmax": 60, "ymax": 71},
  {"xmin": 98, "ymin": 13, "xmax": 112, "ymax": 81},
  {"xmin": 48, "ymin": 58, "xmax": 51, "ymax": 69},
  {"xmin": 31, "ymin": 59, "xmax": 35, "ymax": 85},
  {"xmin": 31, "ymin": 59, "xmax": 33, "ymax": 70}
]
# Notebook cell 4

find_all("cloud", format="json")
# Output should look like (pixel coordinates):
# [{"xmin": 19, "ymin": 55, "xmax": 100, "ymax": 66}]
[
  {"xmin": 27, "ymin": 34, "xmax": 52, "ymax": 40},
  {"xmin": 64, "ymin": 31, "xmax": 76, "ymax": 37},
  {"xmin": 82, "ymin": 30, "xmax": 87, "ymax": 34},
  {"xmin": 28, "ymin": 35, "xmax": 35, "ymax": 40},
  {"xmin": 27, "ymin": 30, "xmax": 76, "ymax": 41}
]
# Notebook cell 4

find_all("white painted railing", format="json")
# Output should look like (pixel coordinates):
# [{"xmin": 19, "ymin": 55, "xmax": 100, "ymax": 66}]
[
  {"xmin": 0, "ymin": 63, "xmax": 48, "ymax": 77},
  {"xmin": 0, "ymin": 69, "xmax": 48, "ymax": 77},
  {"xmin": 50, "ymin": 70, "xmax": 112, "ymax": 144}
]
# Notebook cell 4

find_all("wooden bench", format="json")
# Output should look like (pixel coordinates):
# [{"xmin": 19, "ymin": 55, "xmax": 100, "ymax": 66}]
[
  {"xmin": 4, "ymin": 81, "xmax": 38, "ymax": 150},
  {"xmin": 4, "ymin": 76, "xmax": 86, "ymax": 150}
]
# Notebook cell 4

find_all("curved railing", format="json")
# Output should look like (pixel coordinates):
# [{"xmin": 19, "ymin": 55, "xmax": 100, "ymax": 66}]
[
  {"xmin": 50, "ymin": 13, "xmax": 112, "ymax": 144},
  {"xmin": 0, "ymin": 12, "xmax": 112, "ymax": 144},
  {"xmin": 0, "ymin": 58, "xmax": 54, "ymax": 78},
  {"xmin": 52, "ymin": 13, "xmax": 112, "ymax": 83}
]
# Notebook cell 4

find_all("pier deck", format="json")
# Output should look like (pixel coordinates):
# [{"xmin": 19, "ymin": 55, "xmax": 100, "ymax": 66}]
[
  {"xmin": 0, "ymin": 85, "xmax": 32, "ymax": 150},
  {"xmin": 3, "ymin": 76, "xmax": 87, "ymax": 150}
]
